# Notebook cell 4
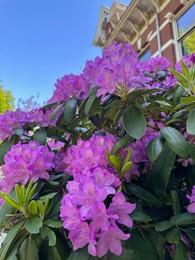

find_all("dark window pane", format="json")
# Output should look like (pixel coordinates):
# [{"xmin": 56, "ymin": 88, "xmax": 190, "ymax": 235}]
[
  {"xmin": 139, "ymin": 49, "xmax": 151, "ymax": 61},
  {"xmin": 177, "ymin": 4, "xmax": 195, "ymax": 37},
  {"xmin": 181, "ymin": 29, "xmax": 195, "ymax": 55}
]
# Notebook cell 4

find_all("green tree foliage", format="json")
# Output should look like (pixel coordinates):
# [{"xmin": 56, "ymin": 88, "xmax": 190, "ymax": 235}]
[{"xmin": 0, "ymin": 85, "xmax": 14, "ymax": 114}]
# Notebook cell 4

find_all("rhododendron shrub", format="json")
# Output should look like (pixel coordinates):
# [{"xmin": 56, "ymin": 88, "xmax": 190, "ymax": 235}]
[{"xmin": 0, "ymin": 43, "xmax": 195, "ymax": 259}]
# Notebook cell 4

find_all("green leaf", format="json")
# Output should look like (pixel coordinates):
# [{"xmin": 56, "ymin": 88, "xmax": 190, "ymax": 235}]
[
  {"xmin": 171, "ymin": 190, "xmax": 181, "ymax": 215},
  {"xmin": 187, "ymin": 108, "xmax": 195, "ymax": 135},
  {"xmin": 0, "ymin": 135, "xmax": 18, "ymax": 165},
  {"xmin": 41, "ymin": 226, "xmax": 56, "ymax": 246},
  {"xmin": 121, "ymin": 162, "xmax": 132, "ymax": 174},
  {"xmin": 13, "ymin": 128, "xmax": 24, "ymax": 136},
  {"xmin": 122, "ymin": 106, "xmax": 146, "ymax": 139},
  {"xmin": 111, "ymin": 135, "xmax": 133, "ymax": 154},
  {"xmin": 18, "ymin": 236, "xmax": 39, "ymax": 260},
  {"xmin": 67, "ymin": 248, "xmax": 89, "ymax": 260},
  {"xmin": 44, "ymin": 219, "xmax": 63, "ymax": 228},
  {"xmin": 160, "ymin": 127, "xmax": 189, "ymax": 158},
  {"xmin": 170, "ymin": 213, "xmax": 195, "ymax": 226},
  {"xmin": 125, "ymin": 183, "xmax": 162, "ymax": 207},
  {"xmin": 25, "ymin": 182, "xmax": 38, "ymax": 204},
  {"xmin": 0, "ymin": 222, "xmax": 24, "ymax": 260},
  {"xmin": 184, "ymin": 228, "xmax": 195, "ymax": 244},
  {"xmin": 189, "ymin": 144, "xmax": 195, "ymax": 161},
  {"xmin": 149, "ymin": 147, "xmax": 176, "ymax": 194},
  {"xmin": 33, "ymin": 128, "xmax": 47, "ymax": 145},
  {"xmin": 170, "ymin": 68, "xmax": 188, "ymax": 88},
  {"xmin": 39, "ymin": 192, "xmax": 57, "ymax": 201},
  {"xmin": 180, "ymin": 60, "xmax": 191, "ymax": 80},
  {"xmin": 42, "ymin": 101, "xmax": 57, "ymax": 110},
  {"xmin": 173, "ymin": 241, "xmax": 188, "ymax": 260},
  {"xmin": 64, "ymin": 97, "xmax": 77, "ymax": 123},
  {"xmin": 85, "ymin": 88, "xmax": 101, "ymax": 115},
  {"xmin": 28, "ymin": 200, "xmax": 38, "ymax": 217},
  {"xmin": 165, "ymin": 228, "xmax": 180, "ymax": 244},
  {"xmin": 127, "ymin": 229, "xmax": 160, "ymax": 260},
  {"xmin": 25, "ymin": 217, "xmax": 43, "ymax": 234},
  {"xmin": 130, "ymin": 211, "xmax": 152, "ymax": 222},
  {"xmin": 3, "ymin": 195, "xmax": 21, "ymax": 210},
  {"xmin": 109, "ymin": 154, "xmax": 122, "ymax": 172},
  {"xmin": 147, "ymin": 136, "xmax": 164, "ymax": 162},
  {"xmin": 50, "ymin": 103, "xmax": 65, "ymax": 121},
  {"xmin": 0, "ymin": 190, "xmax": 16, "ymax": 226},
  {"xmin": 108, "ymin": 248, "xmax": 134, "ymax": 260},
  {"xmin": 155, "ymin": 221, "xmax": 172, "ymax": 232}
]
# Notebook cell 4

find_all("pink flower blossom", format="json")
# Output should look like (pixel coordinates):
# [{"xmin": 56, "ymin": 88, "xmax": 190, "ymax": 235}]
[
  {"xmin": 187, "ymin": 186, "xmax": 195, "ymax": 213},
  {"xmin": 96, "ymin": 224, "xmax": 130, "ymax": 257},
  {"xmin": 48, "ymin": 74, "xmax": 90, "ymax": 103},
  {"xmin": 107, "ymin": 192, "xmax": 136, "ymax": 228},
  {"xmin": 0, "ymin": 108, "xmax": 56, "ymax": 141},
  {"xmin": 1, "ymin": 141, "xmax": 55, "ymax": 193},
  {"xmin": 63, "ymin": 134, "xmax": 115, "ymax": 175},
  {"xmin": 60, "ymin": 133, "xmax": 135, "ymax": 257}
]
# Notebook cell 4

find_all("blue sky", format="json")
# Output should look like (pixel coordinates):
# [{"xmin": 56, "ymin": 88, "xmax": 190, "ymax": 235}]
[{"xmin": 0, "ymin": 0, "xmax": 130, "ymax": 104}]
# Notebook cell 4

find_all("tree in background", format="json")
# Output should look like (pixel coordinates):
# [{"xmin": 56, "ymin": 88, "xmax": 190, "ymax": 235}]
[
  {"xmin": 182, "ymin": 30, "xmax": 195, "ymax": 54},
  {"xmin": 0, "ymin": 85, "xmax": 14, "ymax": 114}
]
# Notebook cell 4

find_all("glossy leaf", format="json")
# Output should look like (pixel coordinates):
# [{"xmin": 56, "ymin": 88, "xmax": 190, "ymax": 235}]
[
  {"xmin": 147, "ymin": 136, "xmax": 164, "ymax": 162},
  {"xmin": 170, "ymin": 213, "xmax": 195, "ymax": 226},
  {"xmin": 155, "ymin": 221, "xmax": 172, "ymax": 232},
  {"xmin": 0, "ymin": 135, "xmax": 18, "ymax": 165},
  {"xmin": 171, "ymin": 190, "xmax": 181, "ymax": 215},
  {"xmin": 130, "ymin": 211, "xmax": 152, "ymax": 222},
  {"xmin": 125, "ymin": 183, "xmax": 162, "ymax": 207},
  {"xmin": 150, "ymin": 147, "xmax": 176, "ymax": 194},
  {"xmin": 127, "ymin": 229, "xmax": 160, "ymax": 260},
  {"xmin": 50, "ymin": 103, "xmax": 64, "ymax": 121},
  {"xmin": 33, "ymin": 128, "xmax": 47, "ymax": 145},
  {"xmin": 44, "ymin": 219, "xmax": 63, "ymax": 228},
  {"xmin": 0, "ymin": 222, "xmax": 24, "ymax": 260},
  {"xmin": 85, "ymin": 88, "xmax": 101, "ymax": 115},
  {"xmin": 122, "ymin": 106, "xmax": 146, "ymax": 139},
  {"xmin": 165, "ymin": 228, "xmax": 180, "ymax": 244},
  {"xmin": 41, "ymin": 226, "xmax": 56, "ymax": 246},
  {"xmin": 28, "ymin": 200, "xmax": 38, "ymax": 217},
  {"xmin": 18, "ymin": 236, "xmax": 39, "ymax": 260},
  {"xmin": 173, "ymin": 241, "xmax": 188, "ymax": 260},
  {"xmin": 64, "ymin": 97, "xmax": 77, "ymax": 123},
  {"xmin": 25, "ymin": 217, "xmax": 43, "ymax": 234},
  {"xmin": 160, "ymin": 127, "xmax": 189, "ymax": 158},
  {"xmin": 187, "ymin": 108, "xmax": 195, "ymax": 135},
  {"xmin": 111, "ymin": 135, "xmax": 133, "ymax": 154}
]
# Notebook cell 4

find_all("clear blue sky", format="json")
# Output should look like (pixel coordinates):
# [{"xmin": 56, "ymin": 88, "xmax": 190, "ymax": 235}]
[{"xmin": 0, "ymin": 0, "xmax": 130, "ymax": 104}]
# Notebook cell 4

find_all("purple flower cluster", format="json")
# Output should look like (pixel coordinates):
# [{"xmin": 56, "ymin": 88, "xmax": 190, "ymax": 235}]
[
  {"xmin": 139, "ymin": 56, "xmax": 177, "ymax": 89},
  {"xmin": 187, "ymin": 186, "xmax": 195, "ymax": 213},
  {"xmin": 49, "ymin": 43, "xmax": 180, "ymax": 104},
  {"xmin": 0, "ymin": 141, "xmax": 55, "ymax": 196},
  {"xmin": 175, "ymin": 53, "xmax": 195, "ymax": 72},
  {"xmin": 48, "ymin": 74, "xmax": 90, "ymax": 103},
  {"xmin": 125, "ymin": 122, "xmax": 161, "ymax": 181},
  {"xmin": 63, "ymin": 134, "xmax": 115, "ymax": 175},
  {"xmin": 60, "ymin": 134, "xmax": 135, "ymax": 257},
  {"xmin": 0, "ymin": 108, "xmax": 54, "ymax": 141}
]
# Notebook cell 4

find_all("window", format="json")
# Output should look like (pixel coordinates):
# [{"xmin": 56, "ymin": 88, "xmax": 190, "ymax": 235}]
[
  {"xmin": 139, "ymin": 48, "xmax": 151, "ymax": 61},
  {"xmin": 177, "ymin": 4, "xmax": 195, "ymax": 55}
]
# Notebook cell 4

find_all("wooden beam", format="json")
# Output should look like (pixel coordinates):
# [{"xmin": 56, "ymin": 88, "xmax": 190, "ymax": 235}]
[
  {"xmin": 127, "ymin": 16, "xmax": 140, "ymax": 25},
  {"xmin": 146, "ymin": 0, "xmax": 160, "ymax": 11},
  {"xmin": 136, "ymin": 7, "xmax": 148, "ymax": 25},
  {"xmin": 127, "ymin": 19, "xmax": 139, "ymax": 36},
  {"xmin": 121, "ymin": 31, "xmax": 132, "ymax": 44}
]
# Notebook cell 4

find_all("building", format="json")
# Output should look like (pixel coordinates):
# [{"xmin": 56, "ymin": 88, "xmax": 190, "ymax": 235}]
[{"xmin": 93, "ymin": 0, "xmax": 195, "ymax": 66}]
